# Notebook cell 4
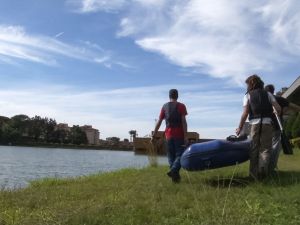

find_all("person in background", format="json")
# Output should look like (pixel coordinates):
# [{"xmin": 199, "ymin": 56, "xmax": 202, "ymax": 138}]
[
  {"xmin": 152, "ymin": 89, "xmax": 188, "ymax": 183},
  {"xmin": 265, "ymin": 84, "xmax": 300, "ymax": 172},
  {"xmin": 236, "ymin": 75, "xmax": 281, "ymax": 180}
]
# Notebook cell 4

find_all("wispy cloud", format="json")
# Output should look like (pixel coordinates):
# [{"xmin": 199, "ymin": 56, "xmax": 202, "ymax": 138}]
[
  {"xmin": 0, "ymin": 83, "xmax": 243, "ymax": 139},
  {"xmin": 54, "ymin": 32, "xmax": 64, "ymax": 38},
  {"xmin": 72, "ymin": 0, "xmax": 300, "ymax": 83},
  {"xmin": 67, "ymin": 0, "xmax": 126, "ymax": 13},
  {"xmin": 0, "ymin": 25, "xmax": 129, "ymax": 68}
]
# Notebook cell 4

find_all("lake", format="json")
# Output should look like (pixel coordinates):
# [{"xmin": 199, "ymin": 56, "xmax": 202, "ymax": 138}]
[{"xmin": 0, "ymin": 146, "xmax": 167, "ymax": 189}]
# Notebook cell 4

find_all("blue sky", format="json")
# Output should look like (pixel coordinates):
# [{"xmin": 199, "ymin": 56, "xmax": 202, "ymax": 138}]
[{"xmin": 0, "ymin": 0, "xmax": 299, "ymax": 139}]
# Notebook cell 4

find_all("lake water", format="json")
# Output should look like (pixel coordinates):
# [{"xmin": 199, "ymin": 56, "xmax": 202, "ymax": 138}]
[{"xmin": 0, "ymin": 146, "xmax": 167, "ymax": 189}]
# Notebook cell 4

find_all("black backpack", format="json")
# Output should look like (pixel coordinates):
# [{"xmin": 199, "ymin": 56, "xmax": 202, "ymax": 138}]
[
  {"xmin": 248, "ymin": 89, "xmax": 273, "ymax": 120},
  {"xmin": 163, "ymin": 102, "xmax": 182, "ymax": 128}
]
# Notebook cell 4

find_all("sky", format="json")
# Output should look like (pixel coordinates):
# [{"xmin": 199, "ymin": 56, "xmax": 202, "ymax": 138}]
[{"xmin": 0, "ymin": 0, "xmax": 299, "ymax": 140}]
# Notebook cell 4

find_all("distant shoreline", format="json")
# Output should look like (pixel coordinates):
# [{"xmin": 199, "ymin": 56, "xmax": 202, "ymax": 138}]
[{"xmin": 0, "ymin": 142, "xmax": 134, "ymax": 151}]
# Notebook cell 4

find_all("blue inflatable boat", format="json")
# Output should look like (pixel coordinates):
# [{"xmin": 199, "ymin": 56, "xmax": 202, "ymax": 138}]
[{"xmin": 180, "ymin": 139, "xmax": 251, "ymax": 171}]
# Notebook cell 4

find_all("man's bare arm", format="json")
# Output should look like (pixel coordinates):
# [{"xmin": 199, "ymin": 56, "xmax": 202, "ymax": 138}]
[
  {"xmin": 181, "ymin": 115, "xmax": 188, "ymax": 142},
  {"xmin": 272, "ymin": 100, "xmax": 281, "ymax": 115},
  {"xmin": 236, "ymin": 106, "xmax": 249, "ymax": 136},
  {"xmin": 152, "ymin": 118, "xmax": 163, "ymax": 137}
]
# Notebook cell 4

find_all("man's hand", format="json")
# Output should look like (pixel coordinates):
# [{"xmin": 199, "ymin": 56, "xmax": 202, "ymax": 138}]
[
  {"xmin": 273, "ymin": 108, "xmax": 279, "ymax": 115},
  {"xmin": 150, "ymin": 135, "xmax": 156, "ymax": 144}
]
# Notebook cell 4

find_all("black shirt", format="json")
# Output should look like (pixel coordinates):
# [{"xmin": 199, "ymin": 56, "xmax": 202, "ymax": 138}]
[{"xmin": 275, "ymin": 96, "xmax": 289, "ymax": 109}]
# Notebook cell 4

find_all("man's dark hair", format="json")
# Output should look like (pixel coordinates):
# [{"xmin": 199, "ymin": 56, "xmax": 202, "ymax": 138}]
[
  {"xmin": 245, "ymin": 74, "xmax": 264, "ymax": 92},
  {"xmin": 169, "ymin": 89, "xmax": 178, "ymax": 100},
  {"xmin": 265, "ymin": 84, "xmax": 275, "ymax": 94}
]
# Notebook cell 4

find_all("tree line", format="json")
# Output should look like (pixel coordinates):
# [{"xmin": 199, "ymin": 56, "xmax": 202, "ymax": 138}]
[
  {"xmin": 0, "ymin": 114, "xmax": 88, "ymax": 145},
  {"xmin": 284, "ymin": 112, "xmax": 300, "ymax": 140}
]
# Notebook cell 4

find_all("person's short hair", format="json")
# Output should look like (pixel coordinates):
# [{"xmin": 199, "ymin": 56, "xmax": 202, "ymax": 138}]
[
  {"xmin": 245, "ymin": 74, "xmax": 264, "ymax": 91},
  {"xmin": 169, "ymin": 89, "xmax": 178, "ymax": 100},
  {"xmin": 265, "ymin": 84, "xmax": 275, "ymax": 94}
]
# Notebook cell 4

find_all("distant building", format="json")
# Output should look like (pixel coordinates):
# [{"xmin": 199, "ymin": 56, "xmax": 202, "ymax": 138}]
[
  {"xmin": 133, "ymin": 131, "xmax": 200, "ymax": 155},
  {"xmin": 56, "ymin": 123, "xmax": 71, "ymax": 131},
  {"xmin": 276, "ymin": 87, "xmax": 288, "ymax": 96},
  {"xmin": 106, "ymin": 137, "xmax": 120, "ymax": 143},
  {"xmin": 80, "ymin": 125, "xmax": 100, "ymax": 145},
  {"xmin": 57, "ymin": 123, "xmax": 100, "ymax": 145},
  {"xmin": 282, "ymin": 76, "xmax": 300, "ymax": 105}
]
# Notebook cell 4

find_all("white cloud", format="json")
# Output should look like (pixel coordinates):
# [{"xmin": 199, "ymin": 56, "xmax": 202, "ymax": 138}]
[
  {"xmin": 259, "ymin": 0, "xmax": 300, "ymax": 55},
  {"xmin": 118, "ymin": 18, "xmax": 136, "ymax": 37},
  {"xmin": 133, "ymin": 0, "xmax": 166, "ymax": 7},
  {"xmin": 0, "ymin": 83, "xmax": 243, "ymax": 139},
  {"xmin": 0, "ymin": 25, "xmax": 124, "ymax": 67},
  {"xmin": 67, "ymin": 0, "xmax": 126, "ymax": 13},
  {"xmin": 140, "ymin": 1, "xmax": 300, "ymax": 82},
  {"xmin": 74, "ymin": 0, "xmax": 300, "ymax": 82},
  {"xmin": 124, "ymin": 0, "xmax": 300, "ymax": 82},
  {"xmin": 68, "ymin": 0, "xmax": 165, "ymax": 13},
  {"xmin": 54, "ymin": 32, "xmax": 64, "ymax": 38}
]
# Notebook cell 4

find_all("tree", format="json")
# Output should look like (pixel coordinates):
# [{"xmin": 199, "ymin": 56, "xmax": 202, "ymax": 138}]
[
  {"xmin": 11, "ymin": 114, "xmax": 29, "ymax": 122},
  {"xmin": 0, "ymin": 115, "xmax": 29, "ymax": 144},
  {"xmin": 284, "ymin": 113, "xmax": 298, "ymax": 139},
  {"xmin": 0, "ymin": 116, "xmax": 10, "ymax": 142},
  {"xmin": 0, "ymin": 116, "xmax": 10, "ymax": 126},
  {"xmin": 1, "ymin": 123, "xmax": 21, "ymax": 144},
  {"xmin": 291, "ymin": 113, "xmax": 300, "ymax": 138},
  {"xmin": 10, "ymin": 114, "xmax": 30, "ymax": 136},
  {"xmin": 70, "ymin": 125, "xmax": 88, "ymax": 145},
  {"xmin": 28, "ymin": 116, "xmax": 46, "ymax": 141},
  {"xmin": 44, "ymin": 118, "xmax": 57, "ymax": 142},
  {"xmin": 52, "ymin": 128, "xmax": 70, "ymax": 144}
]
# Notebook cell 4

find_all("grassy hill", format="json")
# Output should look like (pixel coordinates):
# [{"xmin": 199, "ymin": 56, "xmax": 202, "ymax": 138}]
[{"xmin": 0, "ymin": 150, "xmax": 300, "ymax": 225}]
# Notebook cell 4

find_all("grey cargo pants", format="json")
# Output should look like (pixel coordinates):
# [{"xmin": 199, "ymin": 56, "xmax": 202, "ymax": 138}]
[{"xmin": 250, "ymin": 123, "xmax": 273, "ymax": 179}]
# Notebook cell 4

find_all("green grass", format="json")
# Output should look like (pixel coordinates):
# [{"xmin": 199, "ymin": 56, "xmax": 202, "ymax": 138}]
[{"xmin": 1, "ymin": 151, "xmax": 300, "ymax": 225}]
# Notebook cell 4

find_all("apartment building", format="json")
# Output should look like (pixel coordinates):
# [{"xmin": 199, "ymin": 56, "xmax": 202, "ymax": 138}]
[{"xmin": 80, "ymin": 125, "xmax": 100, "ymax": 145}]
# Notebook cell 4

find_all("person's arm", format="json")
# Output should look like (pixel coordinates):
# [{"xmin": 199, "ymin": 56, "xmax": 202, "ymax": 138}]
[
  {"xmin": 269, "ymin": 93, "xmax": 281, "ymax": 115},
  {"xmin": 179, "ymin": 104, "xmax": 188, "ymax": 144},
  {"xmin": 271, "ymin": 99, "xmax": 281, "ymax": 115},
  {"xmin": 236, "ymin": 105, "xmax": 249, "ymax": 136},
  {"xmin": 152, "ymin": 118, "xmax": 163, "ymax": 138},
  {"xmin": 152, "ymin": 107, "xmax": 164, "ymax": 141},
  {"xmin": 236, "ymin": 96, "xmax": 249, "ymax": 136}
]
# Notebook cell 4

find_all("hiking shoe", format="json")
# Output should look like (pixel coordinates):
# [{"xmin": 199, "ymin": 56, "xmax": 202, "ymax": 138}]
[
  {"xmin": 167, "ymin": 170, "xmax": 181, "ymax": 183},
  {"xmin": 172, "ymin": 173, "xmax": 181, "ymax": 183},
  {"xmin": 167, "ymin": 170, "xmax": 173, "ymax": 178}
]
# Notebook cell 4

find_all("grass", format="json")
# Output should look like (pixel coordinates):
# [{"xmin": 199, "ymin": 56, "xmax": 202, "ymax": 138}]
[
  {"xmin": 0, "ymin": 150, "xmax": 300, "ymax": 225},
  {"xmin": 144, "ymin": 140, "xmax": 158, "ymax": 167}
]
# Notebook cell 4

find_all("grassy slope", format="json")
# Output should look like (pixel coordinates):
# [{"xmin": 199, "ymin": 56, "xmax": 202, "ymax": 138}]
[{"xmin": 0, "ymin": 151, "xmax": 300, "ymax": 225}]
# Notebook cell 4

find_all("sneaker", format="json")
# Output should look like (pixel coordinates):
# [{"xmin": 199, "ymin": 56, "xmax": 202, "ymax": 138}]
[{"xmin": 172, "ymin": 172, "xmax": 181, "ymax": 183}]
